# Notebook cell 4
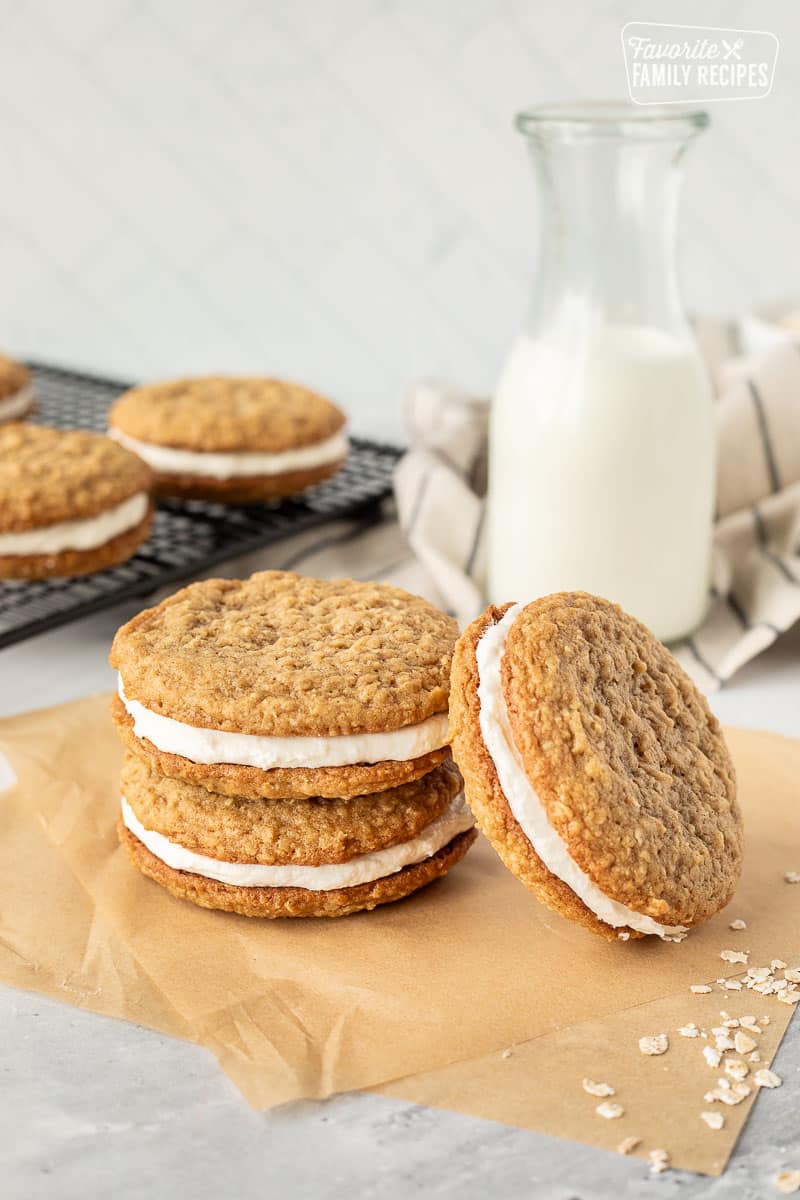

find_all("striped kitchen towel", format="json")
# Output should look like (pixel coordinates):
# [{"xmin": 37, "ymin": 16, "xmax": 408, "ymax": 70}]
[{"xmin": 393, "ymin": 330, "xmax": 800, "ymax": 691}]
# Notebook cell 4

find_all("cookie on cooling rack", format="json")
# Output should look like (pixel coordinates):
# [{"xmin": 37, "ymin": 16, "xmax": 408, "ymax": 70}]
[
  {"xmin": 0, "ymin": 424, "xmax": 154, "ymax": 579},
  {"xmin": 450, "ymin": 592, "xmax": 743, "ymax": 942},
  {"xmin": 110, "ymin": 571, "xmax": 458, "ymax": 799},
  {"xmin": 107, "ymin": 375, "xmax": 348, "ymax": 503},
  {"xmin": 0, "ymin": 355, "xmax": 34, "ymax": 423}
]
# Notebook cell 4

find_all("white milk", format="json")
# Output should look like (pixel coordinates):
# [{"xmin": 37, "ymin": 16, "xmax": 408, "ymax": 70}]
[{"xmin": 487, "ymin": 325, "xmax": 715, "ymax": 642}]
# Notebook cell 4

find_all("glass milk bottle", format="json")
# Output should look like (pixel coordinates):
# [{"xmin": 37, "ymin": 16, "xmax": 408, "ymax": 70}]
[{"xmin": 488, "ymin": 104, "xmax": 714, "ymax": 643}]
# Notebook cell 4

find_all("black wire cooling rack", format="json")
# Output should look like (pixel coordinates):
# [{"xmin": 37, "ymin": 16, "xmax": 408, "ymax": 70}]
[{"xmin": 0, "ymin": 362, "xmax": 401, "ymax": 650}]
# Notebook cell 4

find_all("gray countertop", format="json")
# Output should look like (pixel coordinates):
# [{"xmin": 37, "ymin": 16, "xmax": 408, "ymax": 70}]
[{"xmin": 2, "ymin": 595, "xmax": 799, "ymax": 1200}]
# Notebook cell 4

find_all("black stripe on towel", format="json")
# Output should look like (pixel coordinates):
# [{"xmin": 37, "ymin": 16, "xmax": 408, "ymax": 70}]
[
  {"xmin": 464, "ymin": 505, "xmax": 486, "ymax": 578},
  {"xmin": 752, "ymin": 504, "xmax": 800, "ymax": 585},
  {"xmin": 748, "ymin": 380, "xmax": 781, "ymax": 493},
  {"xmin": 686, "ymin": 638, "xmax": 723, "ymax": 687},
  {"xmin": 406, "ymin": 469, "xmax": 432, "ymax": 537},
  {"xmin": 725, "ymin": 589, "xmax": 781, "ymax": 636}
]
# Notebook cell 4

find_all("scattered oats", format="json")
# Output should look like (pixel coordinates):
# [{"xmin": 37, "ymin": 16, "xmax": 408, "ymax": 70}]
[
  {"xmin": 774, "ymin": 1169, "xmax": 800, "ymax": 1194},
  {"xmin": 616, "ymin": 1135, "xmax": 641, "ymax": 1156},
  {"xmin": 735, "ymin": 1031, "xmax": 758, "ymax": 1055},
  {"xmin": 715, "ymin": 1034, "xmax": 736, "ymax": 1052},
  {"xmin": 755, "ymin": 1069, "xmax": 782, "ymax": 1088},
  {"xmin": 596, "ymin": 1101, "xmax": 624, "ymax": 1119},
  {"xmin": 719, "ymin": 978, "xmax": 743, "ymax": 991},
  {"xmin": 740, "ymin": 1017, "xmax": 761, "ymax": 1033},
  {"xmin": 648, "ymin": 1149, "xmax": 670, "ymax": 1175},
  {"xmin": 714, "ymin": 1086, "xmax": 750, "ymax": 1106},
  {"xmin": 772, "ymin": 959, "xmax": 788, "ymax": 971},
  {"xmin": 617, "ymin": 931, "xmax": 630, "ymax": 941},
  {"xmin": 501, "ymin": 1049, "xmax": 513, "ymax": 1059},
  {"xmin": 729, "ymin": 919, "xmax": 747, "ymax": 931},
  {"xmin": 725, "ymin": 1059, "xmax": 749, "ymax": 1082},
  {"xmin": 711, "ymin": 1025, "xmax": 730, "ymax": 1037},
  {"xmin": 582, "ymin": 1079, "xmax": 615, "ymax": 1097},
  {"xmin": 678, "ymin": 1023, "xmax": 701, "ymax": 1038},
  {"xmin": 748, "ymin": 966, "xmax": 772, "ymax": 982},
  {"xmin": 749, "ymin": 1052, "xmax": 762, "ymax": 1063},
  {"xmin": 784, "ymin": 969, "xmax": 800, "ymax": 984},
  {"xmin": 777, "ymin": 990, "xmax": 800, "ymax": 1006},
  {"xmin": 785, "ymin": 872, "xmax": 800, "ymax": 884},
  {"xmin": 639, "ymin": 1033, "xmax": 669, "ymax": 1056},
  {"xmin": 704, "ymin": 1090, "xmax": 718, "ymax": 1103},
  {"xmin": 701, "ymin": 1111, "xmax": 725, "ymax": 1130},
  {"xmin": 691, "ymin": 984, "xmax": 713, "ymax": 994},
  {"xmin": 703, "ymin": 1045, "xmax": 722, "ymax": 1068},
  {"xmin": 754, "ymin": 982, "xmax": 775, "ymax": 995},
  {"xmin": 717, "ymin": 1077, "xmax": 732, "ymax": 1090},
  {"xmin": 733, "ymin": 1081, "xmax": 752, "ymax": 1097},
  {"xmin": 760, "ymin": 1016, "xmax": 771, "ymax": 1026},
  {"xmin": 721, "ymin": 949, "xmax": 749, "ymax": 965},
  {"xmin": 723, "ymin": 1018, "xmax": 740, "ymax": 1028}
]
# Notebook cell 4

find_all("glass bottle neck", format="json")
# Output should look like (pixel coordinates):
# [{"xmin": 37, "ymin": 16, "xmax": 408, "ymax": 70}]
[{"xmin": 525, "ymin": 132, "xmax": 696, "ymax": 342}]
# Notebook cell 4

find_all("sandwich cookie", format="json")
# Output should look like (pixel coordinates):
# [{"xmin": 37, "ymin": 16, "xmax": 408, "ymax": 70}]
[
  {"xmin": 108, "ymin": 375, "xmax": 347, "ymax": 503},
  {"xmin": 0, "ymin": 423, "xmax": 153, "ymax": 579},
  {"xmin": 450, "ymin": 592, "xmax": 743, "ymax": 941},
  {"xmin": 0, "ymin": 354, "xmax": 34, "ymax": 422},
  {"xmin": 110, "ymin": 572, "xmax": 458, "ymax": 799},
  {"xmin": 118, "ymin": 752, "xmax": 476, "ymax": 917}
]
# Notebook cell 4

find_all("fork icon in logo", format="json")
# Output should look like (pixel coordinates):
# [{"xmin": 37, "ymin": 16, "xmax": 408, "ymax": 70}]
[{"xmin": 722, "ymin": 38, "xmax": 744, "ymax": 59}]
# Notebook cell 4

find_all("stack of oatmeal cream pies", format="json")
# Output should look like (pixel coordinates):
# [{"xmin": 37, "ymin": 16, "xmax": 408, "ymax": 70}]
[
  {"xmin": 112, "ymin": 576, "xmax": 743, "ymax": 938},
  {"xmin": 111, "ymin": 572, "xmax": 477, "ymax": 917}
]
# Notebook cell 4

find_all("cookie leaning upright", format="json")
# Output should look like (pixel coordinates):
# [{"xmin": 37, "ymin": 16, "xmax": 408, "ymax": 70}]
[
  {"xmin": 108, "ymin": 376, "xmax": 347, "ymax": 503},
  {"xmin": 110, "ymin": 571, "xmax": 458, "ymax": 799},
  {"xmin": 450, "ymin": 592, "xmax": 743, "ymax": 941},
  {"xmin": 0, "ymin": 424, "xmax": 154, "ymax": 580},
  {"xmin": 0, "ymin": 354, "xmax": 34, "ymax": 423},
  {"xmin": 111, "ymin": 571, "xmax": 476, "ymax": 918}
]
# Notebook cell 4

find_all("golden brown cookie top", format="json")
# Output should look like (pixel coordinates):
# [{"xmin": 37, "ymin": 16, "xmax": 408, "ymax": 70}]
[
  {"xmin": 488, "ymin": 592, "xmax": 742, "ymax": 927},
  {"xmin": 108, "ymin": 375, "xmax": 346, "ymax": 452},
  {"xmin": 121, "ymin": 752, "xmax": 462, "ymax": 865},
  {"xmin": 0, "ymin": 423, "xmax": 153, "ymax": 532},
  {"xmin": 0, "ymin": 354, "xmax": 30, "ymax": 400},
  {"xmin": 110, "ymin": 571, "xmax": 459, "ymax": 737}
]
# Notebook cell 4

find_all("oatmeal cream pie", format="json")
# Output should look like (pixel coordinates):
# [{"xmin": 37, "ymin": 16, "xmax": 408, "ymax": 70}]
[
  {"xmin": 0, "ymin": 423, "xmax": 153, "ymax": 580},
  {"xmin": 450, "ymin": 592, "xmax": 743, "ymax": 941},
  {"xmin": 110, "ymin": 571, "xmax": 458, "ymax": 800},
  {"xmin": 108, "ymin": 375, "xmax": 347, "ymax": 502},
  {"xmin": 118, "ymin": 751, "xmax": 476, "ymax": 917},
  {"xmin": 0, "ymin": 354, "xmax": 34, "ymax": 422}
]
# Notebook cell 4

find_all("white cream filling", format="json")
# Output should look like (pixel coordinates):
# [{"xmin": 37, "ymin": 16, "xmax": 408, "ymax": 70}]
[
  {"xmin": 118, "ymin": 677, "xmax": 450, "ymax": 769},
  {"xmin": 476, "ymin": 604, "xmax": 688, "ymax": 940},
  {"xmin": 0, "ymin": 384, "xmax": 34, "ymax": 420},
  {"xmin": 121, "ymin": 791, "xmax": 473, "ymax": 889},
  {"xmin": 0, "ymin": 492, "xmax": 149, "ymax": 556},
  {"xmin": 108, "ymin": 427, "xmax": 349, "ymax": 479}
]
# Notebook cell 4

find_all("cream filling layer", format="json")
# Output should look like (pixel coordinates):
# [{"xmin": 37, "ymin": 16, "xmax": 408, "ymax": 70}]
[
  {"xmin": 0, "ymin": 492, "xmax": 149, "ymax": 556},
  {"xmin": 118, "ymin": 678, "xmax": 450, "ymax": 769},
  {"xmin": 0, "ymin": 384, "xmax": 34, "ymax": 420},
  {"xmin": 108, "ymin": 427, "xmax": 349, "ymax": 479},
  {"xmin": 476, "ymin": 604, "xmax": 688, "ymax": 939},
  {"xmin": 121, "ymin": 792, "xmax": 473, "ymax": 889}
]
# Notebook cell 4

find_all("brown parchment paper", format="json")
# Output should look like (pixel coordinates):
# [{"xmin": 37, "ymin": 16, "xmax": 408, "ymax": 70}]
[{"xmin": 0, "ymin": 696, "xmax": 798, "ymax": 1176}]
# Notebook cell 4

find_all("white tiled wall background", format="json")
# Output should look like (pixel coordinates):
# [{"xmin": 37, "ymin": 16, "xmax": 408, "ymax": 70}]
[{"xmin": 1, "ymin": 0, "xmax": 798, "ymax": 438}]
